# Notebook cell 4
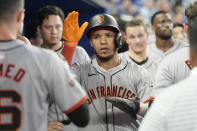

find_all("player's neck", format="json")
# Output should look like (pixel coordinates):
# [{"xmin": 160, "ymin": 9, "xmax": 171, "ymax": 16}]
[
  {"xmin": 42, "ymin": 41, "xmax": 62, "ymax": 51},
  {"xmin": 0, "ymin": 23, "xmax": 17, "ymax": 41},
  {"xmin": 128, "ymin": 49, "xmax": 147, "ymax": 62},
  {"xmin": 155, "ymin": 37, "xmax": 174, "ymax": 52},
  {"xmin": 97, "ymin": 53, "xmax": 121, "ymax": 70}
]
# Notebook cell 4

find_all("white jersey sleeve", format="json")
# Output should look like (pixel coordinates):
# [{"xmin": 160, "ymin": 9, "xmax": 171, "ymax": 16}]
[
  {"xmin": 152, "ymin": 46, "xmax": 191, "ymax": 97},
  {"xmin": 46, "ymin": 53, "xmax": 87, "ymax": 114},
  {"xmin": 134, "ymin": 65, "xmax": 153, "ymax": 102}
]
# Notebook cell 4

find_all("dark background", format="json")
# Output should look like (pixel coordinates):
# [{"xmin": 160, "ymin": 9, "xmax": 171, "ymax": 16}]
[{"xmin": 24, "ymin": 0, "xmax": 105, "ymax": 57}]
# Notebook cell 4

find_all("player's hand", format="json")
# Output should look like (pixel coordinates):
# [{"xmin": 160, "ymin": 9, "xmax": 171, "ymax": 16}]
[
  {"xmin": 48, "ymin": 121, "xmax": 64, "ymax": 131},
  {"xmin": 105, "ymin": 97, "xmax": 140, "ymax": 119},
  {"xmin": 62, "ymin": 11, "xmax": 88, "ymax": 42}
]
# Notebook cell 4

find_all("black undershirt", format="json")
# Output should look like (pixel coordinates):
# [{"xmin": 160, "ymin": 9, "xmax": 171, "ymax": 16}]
[{"xmin": 129, "ymin": 56, "xmax": 148, "ymax": 65}]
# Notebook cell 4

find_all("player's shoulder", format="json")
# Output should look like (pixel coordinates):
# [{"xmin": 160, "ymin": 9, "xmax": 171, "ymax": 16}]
[
  {"xmin": 75, "ymin": 46, "xmax": 85, "ymax": 51},
  {"xmin": 27, "ymin": 45, "xmax": 57, "ymax": 56},
  {"xmin": 162, "ymin": 46, "xmax": 189, "ymax": 63},
  {"xmin": 118, "ymin": 51, "xmax": 128, "ymax": 58},
  {"xmin": 24, "ymin": 44, "xmax": 60, "ymax": 64},
  {"xmin": 174, "ymin": 39, "xmax": 189, "ymax": 47},
  {"xmin": 71, "ymin": 59, "xmax": 92, "ymax": 68}
]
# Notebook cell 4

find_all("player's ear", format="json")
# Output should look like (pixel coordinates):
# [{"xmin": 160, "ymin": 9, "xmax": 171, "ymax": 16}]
[
  {"xmin": 37, "ymin": 26, "xmax": 41, "ymax": 34},
  {"xmin": 16, "ymin": 9, "xmax": 25, "ymax": 23}
]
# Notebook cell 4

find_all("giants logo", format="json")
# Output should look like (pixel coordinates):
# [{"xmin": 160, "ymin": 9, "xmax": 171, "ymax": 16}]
[{"xmin": 97, "ymin": 15, "xmax": 104, "ymax": 24}]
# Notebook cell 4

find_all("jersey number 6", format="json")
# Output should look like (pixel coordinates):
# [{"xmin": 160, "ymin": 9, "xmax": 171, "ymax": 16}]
[{"xmin": 0, "ymin": 90, "xmax": 22, "ymax": 130}]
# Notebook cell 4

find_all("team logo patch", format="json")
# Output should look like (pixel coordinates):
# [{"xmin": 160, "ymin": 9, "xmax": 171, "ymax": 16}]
[
  {"xmin": 97, "ymin": 15, "xmax": 104, "ymax": 24},
  {"xmin": 185, "ymin": 60, "xmax": 192, "ymax": 70},
  {"xmin": 0, "ymin": 52, "xmax": 5, "ymax": 59}
]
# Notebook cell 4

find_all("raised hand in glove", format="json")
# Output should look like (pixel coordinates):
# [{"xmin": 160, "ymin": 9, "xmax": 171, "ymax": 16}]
[
  {"xmin": 62, "ymin": 11, "xmax": 88, "ymax": 42},
  {"xmin": 105, "ymin": 97, "xmax": 140, "ymax": 120},
  {"xmin": 61, "ymin": 11, "xmax": 88, "ymax": 66}
]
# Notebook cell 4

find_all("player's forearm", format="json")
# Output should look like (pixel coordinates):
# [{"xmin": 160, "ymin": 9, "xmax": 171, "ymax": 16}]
[
  {"xmin": 61, "ymin": 11, "xmax": 88, "ymax": 67},
  {"xmin": 61, "ymin": 41, "xmax": 78, "ymax": 67}
]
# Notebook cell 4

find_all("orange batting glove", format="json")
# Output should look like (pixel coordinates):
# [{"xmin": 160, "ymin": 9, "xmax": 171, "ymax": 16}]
[
  {"xmin": 62, "ymin": 11, "xmax": 88, "ymax": 42},
  {"xmin": 61, "ymin": 11, "xmax": 88, "ymax": 67}
]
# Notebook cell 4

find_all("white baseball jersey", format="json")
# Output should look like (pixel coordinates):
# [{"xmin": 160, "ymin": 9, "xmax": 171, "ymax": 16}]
[
  {"xmin": 147, "ymin": 39, "xmax": 188, "ymax": 64},
  {"xmin": 152, "ymin": 46, "xmax": 191, "ymax": 97},
  {"xmin": 119, "ymin": 51, "xmax": 158, "ymax": 81},
  {"xmin": 139, "ymin": 67, "xmax": 197, "ymax": 131},
  {"xmin": 48, "ymin": 44, "xmax": 90, "ymax": 131},
  {"xmin": 70, "ymin": 58, "xmax": 153, "ymax": 131},
  {"xmin": 0, "ymin": 40, "xmax": 87, "ymax": 131}
]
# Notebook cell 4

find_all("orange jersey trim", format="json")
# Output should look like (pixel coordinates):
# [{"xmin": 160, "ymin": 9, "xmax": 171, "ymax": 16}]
[
  {"xmin": 143, "ymin": 96, "xmax": 155, "ymax": 104},
  {"xmin": 65, "ymin": 96, "xmax": 88, "ymax": 114},
  {"xmin": 62, "ymin": 41, "xmax": 78, "ymax": 67}
]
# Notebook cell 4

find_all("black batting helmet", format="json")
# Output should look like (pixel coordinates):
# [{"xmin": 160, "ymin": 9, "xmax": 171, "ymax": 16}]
[{"xmin": 86, "ymin": 14, "xmax": 122, "ymax": 49}]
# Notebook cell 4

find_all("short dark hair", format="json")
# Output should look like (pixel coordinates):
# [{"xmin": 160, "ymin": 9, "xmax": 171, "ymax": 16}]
[
  {"xmin": 173, "ymin": 23, "xmax": 184, "ymax": 29},
  {"xmin": 151, "ymin": 10, "xmax": 167, "ymax": 25},
  {"xmin": 185, "ymin": 1, "xmax": 197, "ymax": 21},
  {"xmin": 0, "ymin": 0, "xmax": 24, "ymax": 23},
  {"xmin": 125, "ymin": 19, "xmax": 147, "ymax": 33},
  {"xmin": 37, "ymin": 5, "xmax": 64, "ymax": 26},
  {"xmin": 185, "ymin": 2, "xmax": 197, "ymax": 54}
]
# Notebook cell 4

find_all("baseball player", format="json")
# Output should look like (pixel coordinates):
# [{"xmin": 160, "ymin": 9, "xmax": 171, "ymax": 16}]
[
  {"xmin": 0, "ymin": 0, "xmax": 89, "ymax": 131},
  {"xmin": 138, "ymin": 2, "xmax": 197, "ymax": 130},
  {"xmin": 152, "ymin": 46, "xmax": 191, "ymax": 97},
  {"xmin": 147, "ymin": 10, "xmax": 188, "ymax": 64},
  {"xmin": 69, "ymin": 14, "xmax": 153, "ymax": 131},
  {"xmin": 119, "ymin": 19, "xmax": 158, "ymax": 81},
  {"xmin": 36, "ymin": 7, "xmax": 90, "ymax": 131},
  {"xmin": 108, "ymin": 12, "xmax": 192, "ymax": 120},
  {"xmin": 37, "ymin": 6, "xmax": 89, "ymax": 66}
]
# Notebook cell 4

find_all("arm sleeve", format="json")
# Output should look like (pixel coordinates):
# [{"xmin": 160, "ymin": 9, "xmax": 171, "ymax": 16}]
[
  {"xmin": 136, "ymin": 66, "xmax": 153, "ymax": 103},
  {"xmin": 46, "ymin": 53, "xmax": 87, "ymax": 114},
  {"xmin": 61, "ymin": 41, "xmax": 78, "ymax": 67},
  {"xmin": 151, "ymin": 56, "xmax": 173, "ymax": 98}
]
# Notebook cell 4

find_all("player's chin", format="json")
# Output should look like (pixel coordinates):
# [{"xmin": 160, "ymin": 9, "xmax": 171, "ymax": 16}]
[
  {"xmin": 99, "ymin": 52, "xmax": 113, "ymax": 58},
  {"xmin": 96, "ymin": 53, "xmax": 114, "ymax": 61},
  {"xmin": 134, "ymin": 49, "xmax": 144, "ymax": 54}
]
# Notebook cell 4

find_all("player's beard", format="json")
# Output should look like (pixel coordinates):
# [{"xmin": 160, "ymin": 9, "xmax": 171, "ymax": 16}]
[
  {"xmin": 158, "ymin": 34, "xmax": 171, "ymax": 40},
  {"xmin": 93, "ymin": 48, "xmax": 117, "ymax": 62},
  {"xmin": 157, "ymin": 31, "xmax": 172, "ymax": 40}
]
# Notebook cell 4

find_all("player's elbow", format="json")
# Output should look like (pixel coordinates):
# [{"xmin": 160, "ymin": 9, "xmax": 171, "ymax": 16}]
[{"xmin": 67, "ymin": 101, "xmax": 90, "ymax": 127}]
